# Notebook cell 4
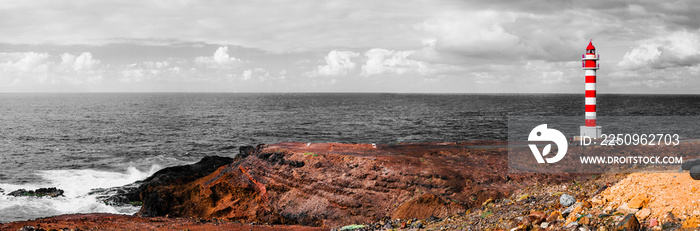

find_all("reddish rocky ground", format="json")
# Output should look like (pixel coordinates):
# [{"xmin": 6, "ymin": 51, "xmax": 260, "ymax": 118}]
[
  {"xmin": 136, "ymin": 142, "xmax": 580, "ymax": 228},
  {"xmin": 12, "ymin": 142, "xmax": 698, "ymax": 230},
  {"xmin": 0, "ymin": 213, "xmax": 328, "ymax": 231}
]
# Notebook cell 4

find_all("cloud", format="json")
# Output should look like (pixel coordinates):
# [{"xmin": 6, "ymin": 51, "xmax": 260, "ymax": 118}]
[
  {"xmin": 1, "ymin": 52, "xmax": 50, "ymax": 72},
  {"xmin": 0, "ymin": 52, "xmax": 51, "ymax": 85},
  {"xmin": 0, "ymin": 51, "xmax": 106, "ymax": 88},
  {"xmin": 242, "ymin": 69, "xmax": 252, "ymax": 80},
  {"xmin": 2, "ymin": 1, "xmax": 700, "ymax": 93},
  {"xmin": 618, "ymin": 30, "xmax": 700, "ymax": 69},
  {"xmin": 60, "ymin": 52, "xmax": 100, "ymax": 71},
  {"xmin": 74, "ymin": 52, "xmax": 100, "ymax": 71},
  {"xmin": 195, "ymin": 46, "xmax": 239, "ymax": 68},
  {"xmin": 361, "ymin": 48, "xmax": 429, "ymax": 76},
  {"xmin": 0, "ymin": 1, "xmax": 445, "ymax": 53},
  {"xmin": 241, "ymin": 68, "xmax": 270, "ymax": 81},
  {"xmin": 415, "ymin": 10, "xmax": 520, "ymax": 58},
  {"xmin": 119, "ymin": 60, "xmax": 183, "ymax": 83},
  {"xmin": 313, "ymin": 50, "xmax": 359, "ymax": 76}
]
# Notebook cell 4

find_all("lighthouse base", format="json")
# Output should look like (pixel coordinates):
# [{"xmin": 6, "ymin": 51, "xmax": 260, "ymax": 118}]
[{"xmin": 580, "ymin": 126, "xmax": 602, "ymax": 139}]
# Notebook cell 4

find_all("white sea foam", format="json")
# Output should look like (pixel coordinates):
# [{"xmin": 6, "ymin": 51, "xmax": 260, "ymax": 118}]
[{"xmin": 0, "ymin": 158, "xmax": 191, "ymax": 223}]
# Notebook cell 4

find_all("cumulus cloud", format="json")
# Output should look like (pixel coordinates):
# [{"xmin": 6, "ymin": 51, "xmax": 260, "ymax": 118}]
[
  {"xmin": 1, "ymin": 52, "xmax": 50, "ymax": 72},
  {"xmin": 618, "ymin": 30, "xmax": 700, "ymax": 69},
  {"xmin": 241, "ymin": 68, "xmax": 270, "ymax": 81},
  {"xmin": 195, "ymin": 46, "xmax": 240, "ymax": 68},
  {"xmin": 313, "ymin": 50, "xmax": 359, "ymax": 76},
  {"xmin": 0, "ymin": 51, "xmax": 105, "ymax": 88},
  {"xmin": 60, "ymin": 52, "xmax": 100, "ymax": 71},
  {"xmin": 242, "ymin": 69, "xmax": 252, "ymax": 80},
  {"xmin": 0, "ymin": 52, "xmax": 51, "ymax": 85},
  {"xmin": 361, "ymin": 48, "xmax": 429, "ymax": 76}
]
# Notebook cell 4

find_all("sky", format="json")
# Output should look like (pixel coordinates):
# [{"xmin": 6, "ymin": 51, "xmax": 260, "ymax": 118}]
[{"xmin": 1, "ymin": 0, "xmax": 699, "ymax": 93}]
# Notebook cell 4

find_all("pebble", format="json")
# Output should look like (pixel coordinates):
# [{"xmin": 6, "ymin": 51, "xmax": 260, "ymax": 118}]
[
  {"xmin": 563, "ymin": 202, "xmax": 582, "ymax": 218},
  {"xmin": 616, "ymin": 214, "xmax": 640, "ymax": 231},
  {"xmin": 560, "ymin": 193, "xmax": 576, "ymax": 207},
  {"xmin": 527, "ymin": 211, "xmax": 546, "ymax": 224},
  {"xmin": 579, "ymin": 216, "xmax": 591, "ymax": 225},
  {"xmin": 636, "ymin": 208, "xmax": 651, "ymax": 220},
  {"xmin": 565, "ymin": 221, "xmax": 579, "ymax": 229},
  {"xmin": 383, "ymin": 222, "xmax": 393, "ymax": 230},
  {"xmin": 626, "ymin": 194, "xmax": 650, "ymax": 209},
  {"xmin": 691, "ymin": 165, "xmax": 700, "ymax": 180},
  {"xmin": 18, "ymin": 226, "xmax": 37, "ymax": 231},
  {"xmin": 616, "ymin": 203, "xmax": 639, "ymax": 214},
  {"xmin": 482, "ymin": 198, "xmax": 494, "ymax": 208},
  {"xmin": 411, "ymin": 221, "xmax": 423, "ymax": 228},
  {"xmin": 649, "ymin": 218, "xmax": 658, "ymax": 227},
  {"xmin": 426, "ymin": 215, "xmax": 441, "ymax": 223},
  {"xmin": 540, "ymin": 222, "xmax": 549, "ymax": 228},
  {"xmin": 547, "ymin": 211, "xmax": 563, "ymax": 222},
  {"xmin": 581, "ymin": 200, "xmax": 592, "ymax": 208}
]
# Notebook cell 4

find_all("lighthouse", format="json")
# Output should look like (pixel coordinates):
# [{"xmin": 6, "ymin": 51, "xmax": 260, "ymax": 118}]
[{"xmin": 580, "ymin": 40, "xmax": 602, "ymax": 138}]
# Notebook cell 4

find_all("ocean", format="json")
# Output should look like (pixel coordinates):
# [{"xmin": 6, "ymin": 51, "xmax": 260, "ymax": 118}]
[{"xmin": 1, "ymin": 93, "xmax": 700, "ymax": 222}]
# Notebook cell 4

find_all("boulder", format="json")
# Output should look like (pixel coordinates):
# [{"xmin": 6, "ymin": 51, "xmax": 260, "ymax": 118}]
[{"xmin": 681, "ymin": 158, "xmax": 700, "ymax": 170}]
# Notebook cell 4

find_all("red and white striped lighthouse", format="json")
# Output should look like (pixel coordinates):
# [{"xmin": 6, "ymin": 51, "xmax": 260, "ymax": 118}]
[{"xmin": 580, "ymin": 40, "xmax": 602, "ymax": 138}]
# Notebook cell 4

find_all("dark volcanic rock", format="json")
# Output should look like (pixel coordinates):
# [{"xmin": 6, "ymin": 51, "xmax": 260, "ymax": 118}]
[
  {"xmin": 141, "ymin": 155, "xmax": 234, "ymax": 186},
  {"xmin": 681, "ymin": 158, "xmax": 700, "ymax": 170},
  {"xmin": 96, "ymin": 156, "xmax": 234, "ymax": 206},
  {"xmin": 9, "ymin": 187, "xmax": 64, "ymax": 197},
  {"xmin": 239, "ymin": 144, "xmax": 264, "ymax": 158},
  {"xmin": 690, "ymin": 165, "xmax": 700, "ymax": 180}
]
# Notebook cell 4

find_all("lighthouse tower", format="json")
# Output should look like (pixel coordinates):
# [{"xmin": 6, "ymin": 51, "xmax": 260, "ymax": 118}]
[{"xmin": 580, "ymin": 40, "xmax": 602, "ymax": 138}]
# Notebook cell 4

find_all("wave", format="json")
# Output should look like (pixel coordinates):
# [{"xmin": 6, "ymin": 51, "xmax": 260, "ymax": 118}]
[{"xmin": 0, "ymin": 156, "xmax": 191, "ymax": 223}]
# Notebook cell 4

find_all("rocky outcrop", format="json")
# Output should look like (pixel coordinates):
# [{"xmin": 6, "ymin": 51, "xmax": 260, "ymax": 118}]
[
  {"xmin": 95, "ymin": 155, "xmax": 234, "ymax": 206},
  {"xmin": 8, "ymin": 187, "xmax": 64, "ymax": 197},
  {"xmin": 137, "ymin": 142, "xmax": 578, "ymax": 227}
]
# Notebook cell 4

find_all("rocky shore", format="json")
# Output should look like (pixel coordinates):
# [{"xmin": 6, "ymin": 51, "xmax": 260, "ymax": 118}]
[
  {"xmin": 129, "ymin": 142, "xmax": 579, "ymax": 228},
  {"xmin": 3, "ymin": 141, "xmax": 700, "ymax": 230}
]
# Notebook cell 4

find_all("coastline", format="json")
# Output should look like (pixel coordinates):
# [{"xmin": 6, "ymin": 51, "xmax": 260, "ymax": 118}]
[{"xmin": 2, "ymin": 141, "xmax": 700, "ymax": 230}]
